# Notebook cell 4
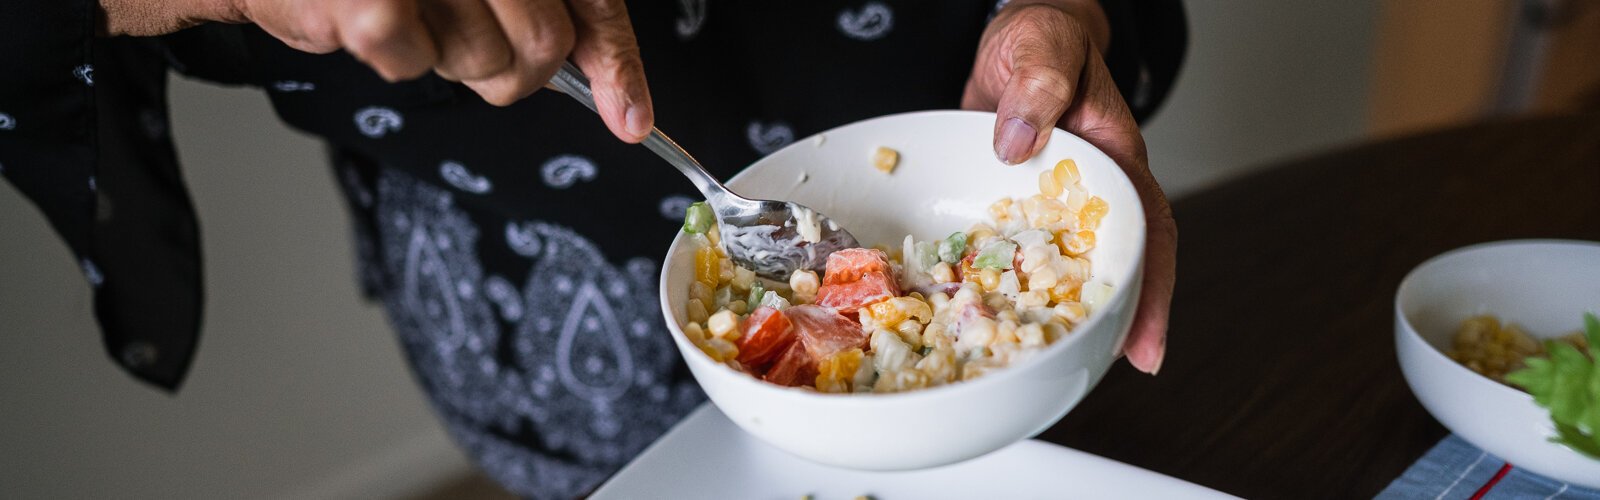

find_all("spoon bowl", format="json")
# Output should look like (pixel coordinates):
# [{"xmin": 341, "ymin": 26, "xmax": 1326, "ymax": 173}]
[{"xmin": 548, "ymin": 63, "xmax": 858, "ymax": 280}]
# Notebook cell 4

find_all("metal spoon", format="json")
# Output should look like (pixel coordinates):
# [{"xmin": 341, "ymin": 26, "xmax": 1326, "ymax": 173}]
[{"xmin": 547, "ymin": 62, "xmax": 859, "ymax": 280}]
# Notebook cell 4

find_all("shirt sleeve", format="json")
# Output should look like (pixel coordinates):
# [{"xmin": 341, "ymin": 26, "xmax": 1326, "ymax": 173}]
[
  {"xmin": 0, "ymin": 0, "xmax": 204, "ymax": 391},
  {"xmin": 1099, "ymin": 0, "xmax": 1189, "ymax": 123}
]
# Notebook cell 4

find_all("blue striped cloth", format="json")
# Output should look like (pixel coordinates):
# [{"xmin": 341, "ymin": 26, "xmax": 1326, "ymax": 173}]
[{"xmin": 1378, "ymin": 435, "xmax": 1599, "ymax": 500}]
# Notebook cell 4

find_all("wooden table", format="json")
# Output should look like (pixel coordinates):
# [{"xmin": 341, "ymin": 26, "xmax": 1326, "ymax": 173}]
[{"xmin": 1037, "ymin": 111, "xmax": 1600, "ymax": 498}]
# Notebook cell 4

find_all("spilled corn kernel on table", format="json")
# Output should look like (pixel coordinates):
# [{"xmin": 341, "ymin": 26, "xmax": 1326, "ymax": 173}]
[{"xmin": 1032, "ymin": 111, "xmax": 1600, "ymax": 499}]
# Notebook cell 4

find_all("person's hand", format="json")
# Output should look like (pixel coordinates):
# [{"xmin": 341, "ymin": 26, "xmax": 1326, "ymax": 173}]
[
  {"xmin": 99, "ymin": 0, "xmax": 653, "ymax": 143},
  {"xmin": 962, "ymin": 0, "xmax": 1177, "ymax": 374}
]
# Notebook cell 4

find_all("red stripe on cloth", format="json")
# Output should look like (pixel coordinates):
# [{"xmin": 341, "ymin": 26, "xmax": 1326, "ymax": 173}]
[{"xmin": 1468, "ymin": 463, "xmax": 1514, "ymax": 500}]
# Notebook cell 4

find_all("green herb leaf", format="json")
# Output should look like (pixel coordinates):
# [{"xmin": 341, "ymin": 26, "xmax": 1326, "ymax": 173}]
[{"xmin": 1508, "ymin": 312, "xmax": 1600, "ymax": 460}]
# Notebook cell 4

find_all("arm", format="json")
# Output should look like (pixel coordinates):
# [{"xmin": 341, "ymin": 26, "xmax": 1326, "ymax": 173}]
[{"xmin": 98, "ymin": 0, "xmax": 657, "ymax": 144}]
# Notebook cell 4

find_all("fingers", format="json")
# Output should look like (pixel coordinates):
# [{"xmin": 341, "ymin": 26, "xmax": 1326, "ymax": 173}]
[
  {"xmin": 335, "ymin": 0, "xmax": 439, "ymax": 81},
  {"xmin": 962, "ymin": 1, "xmax": 1175, "ymax": 374},
  {"xmin": 1124, "ymin": 197, "xmax": 1176, "ymax": 374},
  {"xmin": 974, "ymin": 5, "xmax": 1089, "ymax": 165},
  {"xmin": 477, "ymin": 0, "xmax": 576, "ymax": 106},
  {"xmin": 1067, "ymin": 50, "xmax": 1175, "ymax": 375},
  {"xmin": 567, "ymin": 0, "xmax": 654, "ymax": 143},
  {"xmin": 420, "ymin": 0, "xmax": 514, "ymax": 82}
]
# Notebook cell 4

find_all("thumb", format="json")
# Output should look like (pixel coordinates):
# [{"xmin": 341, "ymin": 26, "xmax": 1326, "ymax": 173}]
[{"xmin": 990, "ymin": 16, "xmax": 1089, "ymax": 164}]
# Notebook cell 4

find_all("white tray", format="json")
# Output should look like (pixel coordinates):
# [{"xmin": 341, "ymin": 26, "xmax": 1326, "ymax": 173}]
[{"xmin": 591, "ymin": 404, "xmax": 1237, "ymax": 500}]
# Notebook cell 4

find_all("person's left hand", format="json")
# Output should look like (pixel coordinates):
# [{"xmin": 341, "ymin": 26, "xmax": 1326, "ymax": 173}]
[{"xmin": 962, "ymin": 0, "xmax": 1177, "ymax": 375}]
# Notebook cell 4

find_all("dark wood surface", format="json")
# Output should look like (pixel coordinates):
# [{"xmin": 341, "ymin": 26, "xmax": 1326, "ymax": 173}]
[{"xmin": 1037, "ymin": 111, "xmax": 1600, "ymax": 499}]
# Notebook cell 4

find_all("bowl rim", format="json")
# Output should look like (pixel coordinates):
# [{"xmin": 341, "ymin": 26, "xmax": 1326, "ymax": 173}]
[
  {"xmin": 1393, "ymin": 238, "xmax": 1600, "ymax": 402},
  {"xmin": 657, "ymin": 109, "xmax": 1148, "ymax": 404}
]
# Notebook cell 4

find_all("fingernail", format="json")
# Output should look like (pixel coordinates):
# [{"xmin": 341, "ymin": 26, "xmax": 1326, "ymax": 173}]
[
  {"xmin": 1147, "ymin": 336, "xmax": 1168, "ymax": 375},
  {"xmin": 625, "ymin": 105, "xmax": 651, "ymax": 139},
  {"xmin": 1148, "ymin": 345, "xmax": 1166, "ymax": 376},
  {"xmin": 995, "ymin": 117, "xmax": 1035, "ymax": 165}
]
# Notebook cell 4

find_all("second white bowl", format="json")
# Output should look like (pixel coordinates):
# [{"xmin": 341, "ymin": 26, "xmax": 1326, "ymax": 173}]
[{"xmin": 1395, "ymin": 240, "xmax": 1600, "ymax": 488}]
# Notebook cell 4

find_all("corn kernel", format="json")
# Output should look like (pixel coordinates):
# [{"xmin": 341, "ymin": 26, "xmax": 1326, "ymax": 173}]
[
  {"xmin": 995, "ymin": 320, "xmax": 1020, "ymax": 345},
  {"xmin": 1028, "ymin": 266, "xmax": 1059, "ymax": 290},
  {"xmin": 979, "ymin": 268, "xmax": 1001, "ymax": 292},
  {"xmin": 817, "ymin": 348, "xmax": 865, "ymax": 393},
  {"xmin": 707, "ymin": 310, "xmax": 740, "ymax": 340},
  {"xmin": 731, "ymin": 266, "xmax": 756, "ymax": 292},
  {"xmin": 922, "ymin": 322, "xmax": 954, "ymax": 351},
  {"xmin": 1053, "ymin": 159, "xmax": 1080, "ymax": 186},
  {"xmin": 683, "ymin": 321, "xmax": 707, "ymax": 344},
  {"xmin": 694, "ymin": 246, "xmax": 719, "ymax": 287},
  {"xmin": 717, "ymin": 257, "xmax": 735, "ymax": 283},
  {"xmin": 1079, "ymin": 196, "xmax": 1109, "ymax": 231},
  {"xmin": 789, "ymin": 269, "xmax": 819, "ymax": 303},
  {"xmin": 726, "ymin": 299, "xmax": 748, "ymax": 315},
  {"xmin": 957, "ymin": 317, "xmax": 998, "ymax": 350},
  {"xmin": 862, "ymin": 296, "xmax": 933, "ymax": 329},
  {"xmin": 707, "ymin": 223, "xmax": 721, "ymax": 247},
  {"xmin": 1018, "ymin": 290, "xmax": 1049, "ymax": 308},
  {"xmin": 1018, "ymin": 323, "xmax": 1047, "ymax": 347},
  {"xmin": 989, "ymin": 198, "xmax": 1014, "ymax": 222},
  {"xmin": 1039, "ymin": 169, "xmax": 1064, "ymax": 197},
  {"xmin": 1065, "ymin": 189, "xmax": 1089, "ymax": 214},
  {"xmin": 872, "ymin": 146, "xmax": 899, "ymax": 174},
  {"xmin": 895, "ymin": 319, "xmax": 925, "ymax": 350},
  {"xmin": 967, "ymin": 224, "xmax": 997, "ymax": 242},
  {"xmin": 686, "ymin": 298, "xmax": 709, "ymax": 324},
  {"xmin": 700, "ymin": 337, "xmax": 739, "ymax": 362},
  {"xmin": 916, "ymin": 347, "xmax": 958, "ymax": 384},
  {"xmin": 1049, "ymin": 281, "xmax": 1082, "ymax": 304},
  {"xmin": 1061, "ymin": 230, "xmax": 1096, "ymax": 256},
  {"xmin": 931, "ymin": 261, "xmax": 956, "ymax": 283},
  {"xmin": 688, "ymin": 281, "xmax": 714, "ymax": 306},
  {"xmin": 1054, "ymin": 301, "xmax": 1087, "ymax": 323}
]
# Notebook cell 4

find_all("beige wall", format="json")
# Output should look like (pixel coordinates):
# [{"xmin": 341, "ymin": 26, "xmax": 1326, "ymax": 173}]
[
  {"xmin": 0, "ymin": 78, "xmax": 470, "ymax": 500},
  {"xmin": 1142, "ymin": 0, "xmax": 1380, "ymax": 196}
]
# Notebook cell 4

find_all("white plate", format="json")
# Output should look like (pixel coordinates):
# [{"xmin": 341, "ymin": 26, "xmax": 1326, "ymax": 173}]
[{"xmin": 591, "ymin": 404, "xmax": 1236, "ymax": 500}]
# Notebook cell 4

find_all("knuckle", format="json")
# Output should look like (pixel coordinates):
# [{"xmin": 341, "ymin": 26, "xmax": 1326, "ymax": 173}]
[
  {"xmin": 453, "ymin": 48, "xmax": 512, "ymax": 80},
  {"xmin": 342, "ymin": 5, "xmax": 405, "ymax": 53},
  {"xmin": 1014, "ymin": 68, "xmax": 1071, "ymax": 104}
]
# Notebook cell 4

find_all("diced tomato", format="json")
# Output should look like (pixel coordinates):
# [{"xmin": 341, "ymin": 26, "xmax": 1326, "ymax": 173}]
[
  {"xmin": 815, "ymin": 248, "xmax": 900, "ymax": 313},
  {"xmin": 761, "ymin": 305, "xmax": 869, "ymax": 388},
  {"xmin": 736, "ymin": 306, "xmax": 795, "ymax": 370},
  {"xmin": 787, "ymin": 305, "xmax": 870, "ymax": 360},
  {"xmin": 821, "ymin": 248, "xmax": 895, "ymax": 286},
  {"xmin": 764, "ymin": 342, "xmax": 817, "ymax": 387},
  {"xmin": 815, "ymin": 271, "xmax": 898, "ymax": 312}
]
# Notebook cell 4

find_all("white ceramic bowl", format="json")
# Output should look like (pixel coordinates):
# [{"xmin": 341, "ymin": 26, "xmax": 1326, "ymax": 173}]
[
  {"xmin": 1395, "ymin": 240, "xmax": 1600, "ymax": 488},
  {"xmin": 658, "ymin": 110, "xmax": 1146, "ymax": 470}
]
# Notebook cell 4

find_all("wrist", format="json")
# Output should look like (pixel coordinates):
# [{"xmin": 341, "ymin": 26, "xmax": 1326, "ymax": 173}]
[{"xmin": 98, "ymin": 0, "xmax": 248, "ymax": 36}]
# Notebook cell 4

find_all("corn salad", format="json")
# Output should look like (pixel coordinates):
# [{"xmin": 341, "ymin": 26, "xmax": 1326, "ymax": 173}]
[
  {"xmin": 1449, "ymin": 314, "xmax": 1590, "ymax": 384},
  {"xmin": 679, "ymin": 159, "xmax": 1112, "ymax": 393}
]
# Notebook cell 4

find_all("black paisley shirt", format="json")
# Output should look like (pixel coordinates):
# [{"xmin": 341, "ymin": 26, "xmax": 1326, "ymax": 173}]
[{"xmin": 0, "ymin": 1, "xmax": 1185, "ymax": 497}]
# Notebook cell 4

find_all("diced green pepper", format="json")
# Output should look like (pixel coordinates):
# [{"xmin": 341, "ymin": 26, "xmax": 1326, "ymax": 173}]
[
  {"xmin": 682, "ymin": 201, "xmax": 713, "ymax": 234},
  {"xmin": 937, "ymin": 232, "xmax": 967, "ymax": 264},
  {"xmin": 747, "ymin": 282, "xmax": 766, "ymax": 308},
  {"xmin": 973, "ymin": 240, "xmax": 1017, "ymax": 270}
]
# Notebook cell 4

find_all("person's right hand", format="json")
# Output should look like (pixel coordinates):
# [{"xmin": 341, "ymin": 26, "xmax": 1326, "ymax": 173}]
[{"xmin": 100, "ymin": 0, "xmax": 654, "ymax": 143}]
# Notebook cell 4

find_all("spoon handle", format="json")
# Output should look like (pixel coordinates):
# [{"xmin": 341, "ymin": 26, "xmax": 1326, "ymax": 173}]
[{"xmin": 548, "ymin": 62, "xmax": 732, "ymax": 203}]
